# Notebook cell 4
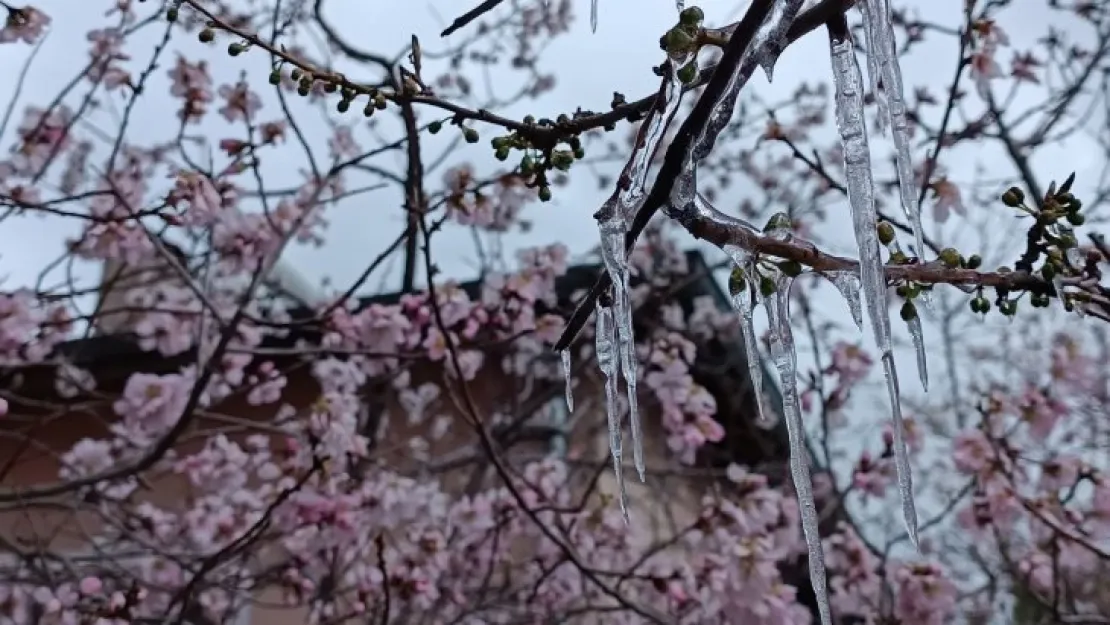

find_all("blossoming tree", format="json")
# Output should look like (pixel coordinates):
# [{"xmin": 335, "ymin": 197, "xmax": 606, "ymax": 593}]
[{"xmin": 0, "ymin": 0, "xmax": 1108, "ymax": 624}]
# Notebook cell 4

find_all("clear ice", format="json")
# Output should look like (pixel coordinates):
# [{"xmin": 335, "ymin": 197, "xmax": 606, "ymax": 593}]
[
  {"xmin": 830, "ymin": 30, "xmax": 919, "ymax": 548},
  {"xmin": 829, "ymin": 271, "xmax": 865, "ymax": 331},
  {"xmin": 906, "ymin": 314, "xmax": 929, "ymax": 392},
  {"xmin": 595, "ymin": 302, "xmax": 629, "ymax": 521},
  {"xmin": 765, "ymin": 274, "xmax": 832, "ymax": 625},
  {"xmin": 861, "ymin": 0, "xmax": 927, "ymax": 262},
  {"xmin": 560, "ymin": 349, "xmax": 574, "ymax": 413},
  {"xmin": 592, "ymin": 47, "xmax": 694, "ymax": 504},
  {"xmin": 725, "ymin": 244, "xmax": 775, "ymax": 428}
]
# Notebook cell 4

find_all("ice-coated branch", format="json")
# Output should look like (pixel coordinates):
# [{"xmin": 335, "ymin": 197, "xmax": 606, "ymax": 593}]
[{"xmin": 668, "ymin": 200, "xmax": 1052, "ymax": 290}]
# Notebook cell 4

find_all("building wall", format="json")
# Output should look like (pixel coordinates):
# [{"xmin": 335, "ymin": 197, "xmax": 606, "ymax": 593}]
[{"xmin": 0, "ymin": 358, "xmax": 707, "ymax": 624}]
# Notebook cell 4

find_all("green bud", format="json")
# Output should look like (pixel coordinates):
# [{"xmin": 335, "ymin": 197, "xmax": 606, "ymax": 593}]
[
  {"xmin": 896, "ymin": 285, "xmax": 910, "ymax": 298},
  {"xmin": 374, "ymin": 94, "xmax": 387, "ymax": 110},
  {"xmin": 573, "ymin": 146, "xmax": 585, "ymax": 160},
  {"xmin": 323, "ymin": 81, "xmax": 338, "ymax": 94},
  {"xmin": 966, "ymin": 254, "xmax": 982, "ymax": 269},
  {"xmin": 297, "ymin": 83, "xmax": 311, "ymax": 97},
  {"xmin": 521, "ymin": 155, "xmax": 535, "ymax": 174},
  {"xmin": 728, "ymin": 266, "xmax": 747, "ymax": 296},
  {"xmin": 538, "ymin": 186, "xmax": 552, "ymax": 202},
  {"xmin": 1001, "ymin": 187, "xmax": 1025, "ymax": 207},
  {"xmin": 363, "ymin": 104, "xmax": 375, "ymax": 117},
  {"xmin": 463, "ymin": 128, "xmax": 479, "ymax": 143},
  {"xmin": 336, "ymin": 99, "xmax": 349, "ymax": 113},
  {"xmin": 877, "ymin": 221, "xmax": 896, "ymax": 246},
  {"xmin": 199, "ymin": 28, "xmax": 215, "ymax": 43},
  {"xmin": 764, "ymin": 212, "xmax": 791, "ymax": 233},
  {"xmin": 268, "ymin": 69, "xmax": 282, "ymax": 85},
  {"xmin": 495, "ymin": 147, "xmax": 510, "ymax": 161},
  {"xmin": 759, "ymin": 276, "xmax": 777, "ymax": 298},
  {"xmin": 939, "ymin": 248, "xmax": 961, "ymax": 268},
  {"xmin": 778, "ymin": 260, "xmax": 803, "ymax": 277},
  {"xmin": 999, "ymin": 300, "xmax": 1017, "ymax": 316},
  {"xmin": 1067, "ymin": 212, "xmax": 1085, "ymax": 226},
  {"xmin": 676, "ymin": 62, "xmax": 698, "ymax": 84},
  {"xmin": 900, "ymin": 300, "xmax": 917, "ymax": 321},
  {"xmin": 228, "ymin": 43, "xmax": 244, "ymax": 56},
  {"xmin": 678, "ymin": 6, "xmax": 705, "ymax": 25},
  {"xmin": 523, "ymin": 115, "xmax": 536, "ymax": 125},
  {"xmin": 551, "ymin": 150, "xmax": 574, "ymax": 171},
  {"xmin": 428, "ymin": 120, "xmax": 442, "ymax": 134},
  {"xmin": 1041, "ymin": 263, "xmax": 1056, "ymax": 280},
  {"xmin": 665, "ymin": 27, "xmax": 696, "ymax": 54},
  {"xmin": 290, "ymin": 68, "xmax": 302, "ymax": 81},
  {"xmin": 166, "ymin": 6, "xmax": 178, "ymax": 21},
  {"xmin": 997, "ymin": 265, "xmax": 1012, "ymax": 273}
]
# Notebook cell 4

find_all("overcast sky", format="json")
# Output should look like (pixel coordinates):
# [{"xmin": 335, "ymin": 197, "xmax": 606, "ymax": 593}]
[{"xmin": 0, "ymin": 0, "xmax": 1104, "ymax": 480}]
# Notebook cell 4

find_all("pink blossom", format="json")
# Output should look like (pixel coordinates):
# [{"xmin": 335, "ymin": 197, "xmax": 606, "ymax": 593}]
[
  {"xmin": 892, "ymin": 562, "xmax": 958, "ymax": 625},
  {"xmin": 217, "ymin": 81, "xmax": 263, "ymax": 123},
  {"xmin": 0, "ymin": 5, "xmax": 50, "ymax": 44}
]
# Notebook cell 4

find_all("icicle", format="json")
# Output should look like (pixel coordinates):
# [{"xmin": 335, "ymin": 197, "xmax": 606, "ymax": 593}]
[
  {"xmin": 690, "ymin": 0, "xmax": 805, "ymax": 166},
  {"xmin": 829, "ymin": 32, "xmax": 919, "ymax": 548},
  {"xmin": 598, "ymin": 218, "xmax": 644, "ymax": 482},
  {"xmin": 829, "ymin": 271, "xmax": 865, "ymax": 331},
  {"xmin": 617, "ymin": 51, "xmax": 690, "ymax": 222},
  {"xmin": 753, "ymin": 0, "xmax": 804, "ymax": 83},
  {"xmin": 857, "ymin": 0, "xmax": 888, "ymax": 136},
  {"xmin": 863, "ymin": 0, "xmax": 927, "ymax": 262},
  {"xmin": 725, "ymin": 246, "xmax": 776, "ymax": 428},
  {"xmin": 764, "ymin": 274, "xmax": 832, "ymax": 625},
  {"xmin": 595, "ymin": 300, "xmax": 629, "ymax": 521},
  {"xmin": 560, "ymin": 349, "xmax": 574, "ymax": 413},
  {"xmin": 906, "ymin": 314, "xmax": 929, "ymax": 392},
  {"xmin": 590, "ymin": 0, "xmax": 598, "ymax": 32},
  {"xmin": 594, "ymin": 51, "xmax": 692, "ymax": 485}
]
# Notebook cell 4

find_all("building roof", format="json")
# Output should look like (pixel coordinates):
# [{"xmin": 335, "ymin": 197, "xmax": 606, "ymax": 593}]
[{"xmin": 18, "ymin": 250, "xmax": 788, "ymax": 465}]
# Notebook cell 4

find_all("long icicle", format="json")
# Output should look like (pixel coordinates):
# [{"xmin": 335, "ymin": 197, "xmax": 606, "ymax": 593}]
[
  {"xmin": 765, "ymin": 274, "xmax": 833, "ymax": 625},
  {"xmin": 829, "ymin": 29, "xmax": 919, "ymax": 547},
  {"xmin": 604, "ymin": 48, "xmax": 693, "ymax": 484},
  {"xmin": 857, "ymin": 0, "xmax": 888, "ymax": 136},
  {"xmin": 863, "ymin": 0, "xmax": 926, "ymax": 261},
  {"xmin": 725, "ymin": 246, "xmax": 774, "ymax": 428},
  {"xmin": 595, "ymin": 297, "xmax": 628, "ymax": 521},
  {"xmin": 560, "ymin": 348, "xmax": 574, "ymax": 413}
]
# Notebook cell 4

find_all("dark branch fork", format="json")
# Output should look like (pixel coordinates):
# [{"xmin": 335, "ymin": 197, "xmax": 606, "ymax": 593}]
[{"xmin": 552, "ymin": 0, "xmax": 860, "ymax": 353}]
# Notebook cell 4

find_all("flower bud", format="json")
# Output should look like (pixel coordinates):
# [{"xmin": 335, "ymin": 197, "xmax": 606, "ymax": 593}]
[
  {"xmin": 679, "ymin": 6, "xmax": 705, "ymax": 25},
  {"xmin": 759, "ymin": 276, "xmax": 777, "ymax": 298},
  {"xmin": 676, "ymin": 62, "xmax": 698, "ymax": 84},
  {"xmin": 900, "ymin": 300, "xmax": 917, "ymax": 321},
  {"xmin": 728, "ymin": 266, "xmax": 746, "ymax": 296},
  {"xmin": 1001, "ymin": 187, "xmax": 1024, "ymax": 207},
  {"xmin": 877, "ymin": 221, "xmax": 896, "ymax": 246},
  {"xmin": 939, "ymin": 248, "xmax": 960, "ymax": 268},
  {"xmin": 538, "ymin": 186, "xmax": 552, "ymax": 202}
]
